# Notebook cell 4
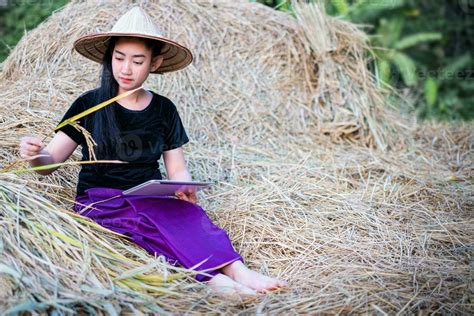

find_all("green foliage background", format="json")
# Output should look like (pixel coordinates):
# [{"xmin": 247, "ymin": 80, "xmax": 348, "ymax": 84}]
[
  {"xmin": 257, "ymin": 0, "xmax": 473, "ymax": 121},
  {"xmin": 1, "ymin": 0, "xmax": 472, "ymax": 121},
  {"xmin": 0, "ymin": 0, "xmax": 68, "ymax": 61}
]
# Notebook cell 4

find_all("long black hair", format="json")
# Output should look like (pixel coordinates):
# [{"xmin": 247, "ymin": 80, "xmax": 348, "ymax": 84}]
[{"xmin": 86, "ymin": 36, "xmax": 164, "ymax": 162}]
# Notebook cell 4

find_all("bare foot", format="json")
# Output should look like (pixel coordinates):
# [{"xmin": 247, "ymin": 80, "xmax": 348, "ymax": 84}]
[
  {"xmin": 207, "ymin": 273, "xmax": 257, "ymax": 297},
  {"xmin": 222, "ymin": 260, "xmax": 288, "ymax": 293}
]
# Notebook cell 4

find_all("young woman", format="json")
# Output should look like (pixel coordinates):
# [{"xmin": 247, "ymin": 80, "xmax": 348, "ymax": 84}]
[{"xmin": 19, "ymin": 7, "xmax": 287, "ymax": 296}]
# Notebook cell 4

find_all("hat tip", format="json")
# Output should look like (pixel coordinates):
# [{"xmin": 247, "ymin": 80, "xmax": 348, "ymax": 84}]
[{"xmin": 129, "ymin": 6, "xmax": 144, "ymax": 13}]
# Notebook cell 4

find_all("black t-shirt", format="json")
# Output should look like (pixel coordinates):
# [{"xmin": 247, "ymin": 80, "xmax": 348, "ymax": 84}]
[{"xmin": 56, "ymin": 89, "xmax": 189, "ymax": 196}]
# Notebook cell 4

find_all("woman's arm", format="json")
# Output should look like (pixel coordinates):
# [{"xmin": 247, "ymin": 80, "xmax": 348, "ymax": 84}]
[
  {"xmin": 20, "ymin": 131, "xmax": 79, "ymax": 175},
  {"xmin": 163, "ymin": 147, "xmax": 197, "ymax": 203},
  {"xmin": 163, "ymin": 147, "xmax": 191, "ymax": 181}
]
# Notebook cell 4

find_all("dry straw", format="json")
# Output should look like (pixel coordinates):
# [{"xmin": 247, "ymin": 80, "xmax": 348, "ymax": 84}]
[
  {"xmin": 0, "ymin": 0, "xmax": 472, "ymax": 314},
  {"xmin": 1, "ymin": 86, "xmax": 142, "ymax": 174}
]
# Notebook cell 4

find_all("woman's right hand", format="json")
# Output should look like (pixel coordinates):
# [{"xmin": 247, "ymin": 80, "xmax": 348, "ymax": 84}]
[
  {"xmin": 19, "ymin": 136, "xmax": 45, "ymax": 160},
  {"xmin": 17, "ymin": 132, "xmax": 78, "ymax": 175}
]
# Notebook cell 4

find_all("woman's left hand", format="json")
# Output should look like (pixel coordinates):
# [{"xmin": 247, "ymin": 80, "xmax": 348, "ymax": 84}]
[{"xmin": 175, "ymin": 190, "xmax": 198, "ymax": 204}]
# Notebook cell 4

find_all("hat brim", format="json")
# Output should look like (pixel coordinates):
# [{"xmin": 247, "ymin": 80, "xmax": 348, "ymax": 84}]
[{"xmin": 73, "ymin": 32, "xmax": 193, "ymax": 73}]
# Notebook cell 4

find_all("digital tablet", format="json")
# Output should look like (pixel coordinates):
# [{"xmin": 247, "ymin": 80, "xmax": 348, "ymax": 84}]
[{"xmin": 122, "ymin": 180, "xmax": 213, "ymax": 196}]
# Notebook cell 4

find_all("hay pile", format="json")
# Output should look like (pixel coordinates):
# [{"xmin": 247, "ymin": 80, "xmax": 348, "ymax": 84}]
[{"xmin": 0, "ymin": 0, "xmax": 472, "ymax": 314}]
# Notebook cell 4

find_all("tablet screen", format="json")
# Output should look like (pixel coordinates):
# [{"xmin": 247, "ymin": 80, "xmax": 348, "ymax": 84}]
[{"xmin": 122, "ymin": 180, "xmax": 213, "ymax": 196}]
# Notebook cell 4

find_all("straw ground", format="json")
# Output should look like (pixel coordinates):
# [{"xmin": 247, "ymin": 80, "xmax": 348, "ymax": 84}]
[{"xmin": 0, "ymin": 0, "xmax": 472, "ymax": 314}]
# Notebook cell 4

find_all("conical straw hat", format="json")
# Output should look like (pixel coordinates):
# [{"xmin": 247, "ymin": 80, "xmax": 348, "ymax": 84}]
[{"xmin": 73, "ymin": 7, "xmax": 193, "ymax": 73}]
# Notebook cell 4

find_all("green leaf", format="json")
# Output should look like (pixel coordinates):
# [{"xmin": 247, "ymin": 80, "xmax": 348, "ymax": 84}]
[
  {"xmin": 424, "ymin": 77, "xmax": 438, "ymax": 107},
  {"xmin": 395, "ymin": 32, "xmax": 442, "ymax": 50},
  {"xmin": 377, "ymin": 59, "xmax": 391, "ymax": 85},
  {"xmin": 330, "ymin": 0, "xmax": 349, "ymax": 15},
  {"xmin": 376, "ymin": 17, "xmax": 404, "ymax": 48},
  {"xmin": 439, "ymin": 53, "xmax": 472, "ymax": 82},
  {"xmin": 391, "ymin": 52, "xmax": 418, "ymax": 86},
  {"xmin": 439, "ymin": 100, "xmax": 447, "ymax": 113},
  {"xmin": 349, "ymin": 0, "xmax": 405, "ymax": 22},
  {"xmin": 275, "ymin": 0, "xmax": 290, "ymax": 12},
  {"xmin": 55, "ymin": 86, "xmax": 142, "ymax": 131},
  {"xmin": 9, "ymin": 160, "xmax": 126, "ymax": 174}
]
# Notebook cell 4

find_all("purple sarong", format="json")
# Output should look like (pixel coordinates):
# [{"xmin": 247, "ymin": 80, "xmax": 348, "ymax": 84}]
[{"xmin": 74, "ymin": 188, "xmax": 243, "ymax": 281}]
